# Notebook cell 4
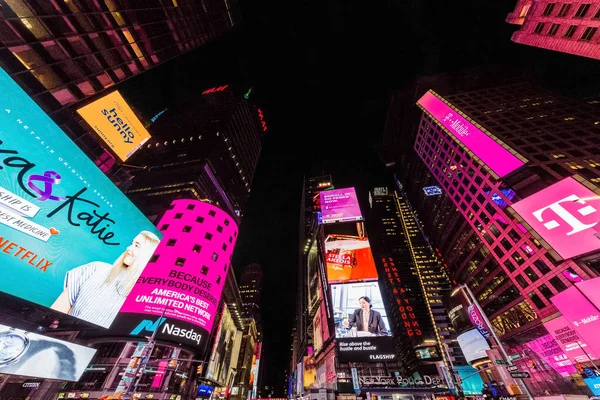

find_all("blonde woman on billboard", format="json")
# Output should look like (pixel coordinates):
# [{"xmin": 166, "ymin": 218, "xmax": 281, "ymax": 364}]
[{"xmin": 50, "ymin": 231, "xmax": 160, "ymax": 328}]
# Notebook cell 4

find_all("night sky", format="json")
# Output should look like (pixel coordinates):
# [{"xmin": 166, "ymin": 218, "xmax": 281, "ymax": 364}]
[{"xmin": 120, "ymin": 0, "xmax": 600, "ymax": 395}]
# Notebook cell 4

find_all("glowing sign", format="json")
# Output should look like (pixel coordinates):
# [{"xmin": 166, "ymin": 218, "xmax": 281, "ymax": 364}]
[
  {"xmin": 320, "ymin": 187, "xmax": 363, "ymax": 224},
  {"xmin": 76, "ymin": 90, "xmax": 151, "ymax": 161},
  {"xmin": 510, "ymin": 176, "xmax": 600, "ymax": 260},
  {"xmin": 257, "ymin": 108, "xmax": 267, "ymax": 132},
  {"xmin": 202, "ymin": 85, "xmax": 228, "ymax": 95},
  {"xmin": 543, "ymin": 315, "xmax": 598, "ymax": 363},
  {"xmin": 423, "ymin": 186, "xmax": 442, "ymax": 196},
  {"xmin": 417, "ymin": 91, "xmax": 526, "ymax": 178}
]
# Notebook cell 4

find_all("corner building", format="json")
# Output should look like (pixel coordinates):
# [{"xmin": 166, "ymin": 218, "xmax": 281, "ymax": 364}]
[{"xmin": 0, "ymin": 0, "xmax": 239, "ymax": 165}]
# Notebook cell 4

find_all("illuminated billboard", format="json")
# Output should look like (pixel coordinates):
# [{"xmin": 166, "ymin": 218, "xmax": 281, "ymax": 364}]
[
  {"xmin": 550, "ymin": 283, "xmax": 600, "ymax": 357},
  {"xmin": 416, "ymin": 90, "xmax": 526, "ymax": 179},
  {"xmin": 0, "ymin": 66, "xmax": 161, "ymax": 328},
  {"xmin": 456, "ymin": 329, "xmax": 490, "ymax": 363},
  {"xmin": 510, "ymin": 176, "xmax": 600, "ymax": 260},
  {"xmin": 0, "ymin": 323, "xmax": 96, "ymax": 381},
  {"xmin": 323, "ymin": 221, "xmax": 378, "ymax": 283},
  {"xmin": 524, "ymin": 334, "xmax": 576, "ymax": 377},
  {"xmin": 320, "ymin": 187, "xmax": 363, "ymax": 224},
  {"xmin": 331, "ymin": 281, "xmax": 395, "ymax": 362},
  {"xmin": 206, "ymin": 304, "xmax": 241, "ymax": 386},
  {"xmin": 543, "ymin": 315, "xmax": 599, "ymax": 363},
  {"xmin": 76, "ymin": 90, "xmax": 151, "ymax": 161},
  {"xmin": 119, "ymin": 200, "xmax": 238, "ymax": 348}
]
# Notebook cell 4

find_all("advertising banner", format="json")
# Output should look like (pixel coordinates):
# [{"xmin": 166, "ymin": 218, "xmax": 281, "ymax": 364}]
[
  {"xmin": 510, "ymin": 176, "xmax": 600, "ymax": 260},
  {"xmin": 543, "ymin": 315, "xmax": 598, "ymax": 363},
  {"xmin": 416, "ymin": 90, "xmax": 526, "ymax": 178},
  {"xmin": 76, "ymin": 91, "xmax": 151, "ymax": 161},
  {"xmin": 445, "ymin": 288, "xmax": 474, "ymax": 335},
  {"xmin": 467, "ymin": 304, "xmax": 492, "ymax": 339},
  {"xmin": 206, "ymin": 305, "xmax": 238, "ymax": 386},
  {"xmin": 524, "ymin": 334, "xmax": 576, "ymax": 376},
  {"xmin": 0, "ymin": 324, "xmax": 96, "ymax": 381},
  {"xmin": 323, "ymin": 222, "xmax": 378, "ymax": 283},
  {"xmin": 332, "ymin": 281, "xmax": 394, "ymax": 362},
  {"xmin": 0, "ymin": 67, "xmax": 161, "ymax": 328},
  {"xmin": 454, "ymin": 365, "xmax": 484, "ymax": 395},
  {"xmin": 457, "ymin": 329, "xmax": 491, "ymax": 363},
  {"xmin": 575, "ymin": 277, "xmax": 600, "ymax": 309},
  {"xmin": 550, "ymin": 285, "xmax": 600, "ymax": 357},
  {"xmin": 320, "ymin": 187, "xmax": 363, "ymax": 224}
]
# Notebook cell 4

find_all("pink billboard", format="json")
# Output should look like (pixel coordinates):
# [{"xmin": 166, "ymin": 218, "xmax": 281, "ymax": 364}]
[
  {"xmin": 120, "ymin": 200, "xmax": 238, "ymax": 335},
  {"xmin": 416, "ymin": 91, "xmax": 526, "ymax": 178},
  {"xmin": 543, "ymin": 315, "xmax": 598, "ymax": 363},
  {"xmin": 510, "ymin": 177, "xmax": 600, "ymax": 260},
  {"xmin": 575, "ymin": 277, "xmax": 600, "ymax": 309},
  {"xmin": 320, "ymin": 187, "xmax": 363, "ymax": 224},
  {"xmin": 524, "ymin": 334, "xmax": 577, "ymax": 376},
  {"xmin": 550, "ymin": 285, "xmax": 600, "ymax": 357}
]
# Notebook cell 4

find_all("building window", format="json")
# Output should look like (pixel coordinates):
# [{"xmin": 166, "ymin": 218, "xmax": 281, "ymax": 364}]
[
  {"xmin": 511, "ymin": 252, "xmax": 525, "ymax": 265},
  {"xmin": 542, "ymin": 3, "xmax": 555, "ymax": 16},
  {"xmin": 183, "ymin": 225, "xmax": 192, "ymax": 233},
  {"xmin": 149, "ymin": 254, "xmax": 160, "ymax": 263},
  {"xmin": 528, "ymin": 292, "xmax": 546, "ymax": 309},
  {"xmin": 174, "ymin": 213, "xmax": 183, "ymax": 219},
  {"xmin": 533, "ymin": 259, "xmax": 551, "ymax": 274},
  {"xmin": 222, "ymin": 243, "xmax": 228, "ymax": 251},
  {"xmin": 501, "ymin": 238, "xmax": 513, "ymax": 251},
  {"xmin": 212, "ymin": 252, "xmax": 219, "ymax": 261},
  {"xmin": 216, "ymin": 275, "xmax": 221, "ymax": 284},
  {"xmin": 557, "ymin": 3, "xmax": 572, "ymax": 16},
  {"xmin": 516, "ymin": 275, "xmax": 529, "ymax": 288},
  {"xmin": 489, "ymin": 225, "xmax": 501, "ymax": 237},
  {"xmin": 217, "ymin": 225, "xmax": 223, "ymax": 233},
  {"xmin": 196, "ymin": 216, "xmax": 205, "ymax": 223},
  {"xmin": 187, "ymin": 204, "xmax": 195, "ymax": 210},
  {"xmin": 595, "ymin": 6, "xmax": 600, "ymax": 18},
  {"xmin": 175, "ymin": 257, "xmax": 186, "ymax": 267},
  {"xmin": 208, "ymin": 210, "xmax": 216, "ymax": 217},
  {"xmin": 534, "ymin": 22, "xmax": 545, "ymax": 34},
  {"xmin": 193, "ymin": 244, "xmax": 202, "ymax": 253},
  {"xmin": 564, "ymin": 25, "xmax": 577, "ymax": 38},
  {"xmin": 549, "ymin": 276, "xmax": 568, "ymax": 292},
  {"xmin": 504, "ymin": 259, "xmax": 516, "ymax": 273},
  {"xmin": 581, "ymin": 27, "xmax": 598, "ymax": 41},
  {"xmin": 224, "ymin": 219, "xmax": 230, "ymax": 226},
  {"xmin": 166, "ymin": 239, "xmax": 177, "ymax": 246},
  {"xmin": 548, "ymin": 23, "xmax": 560, "ymax": 35},
  {"xmin": 201, "ymin": 266, "xmax": 209, "ymax": 275},
  {"xmin": 524, "ymin": 267, "xmax": 539, "ymax": 282},
  {"xmin": 538, "ymin": 284, "xmax": 554, "ymax": 301},
  {"xmin": 160, "ymin": 224, "xmax": 169, "ymax": 231},
  {"xmin": 574, "ymin": 3, "xmax": 591, "ymax": 17},
  {"xmin": 205, "ymin": 232, "xmax": 213, "ymax": 240}
]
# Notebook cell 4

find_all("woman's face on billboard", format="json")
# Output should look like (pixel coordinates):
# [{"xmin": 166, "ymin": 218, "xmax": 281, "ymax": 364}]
[
  {"xmin": 124, "ymin": 234, "xmax": 146, "ymax": 266},
  {"xmin": 359, "ymin": 298, "xmax": 370, "ymax": 310}
]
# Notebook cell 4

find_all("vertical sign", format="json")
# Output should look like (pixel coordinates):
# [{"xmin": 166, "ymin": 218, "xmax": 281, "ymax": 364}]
[{"xmin": 351, "ymin": 367, "xmax": 360, "ymax": 394}]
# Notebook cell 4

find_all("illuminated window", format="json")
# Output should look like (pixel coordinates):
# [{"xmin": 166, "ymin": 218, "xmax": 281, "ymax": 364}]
[
  {"xmin": 193, "ymin": 244, "xmax": 202, "ymax": 253},
  {"xmin": 201, "ymin": 266, "xmax": 209, "ymax": 275},
  {"xmin": 524, "ymin": 267, "xmax": 539, "ymax": 282}
]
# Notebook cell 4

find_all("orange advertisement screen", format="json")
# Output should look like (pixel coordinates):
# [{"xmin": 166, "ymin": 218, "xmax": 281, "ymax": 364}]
[
  {"xmin": 76, "ymin": 91, "xmax": 151, "ymax": 161},
  {"xmin": 323, "ymin": 221, "xmax": 378, "ymax": 283}
]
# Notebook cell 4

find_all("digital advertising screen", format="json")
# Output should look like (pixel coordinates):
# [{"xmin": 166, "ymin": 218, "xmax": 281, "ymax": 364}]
[
  {"xmin": 543, "ymin": 315, "xmax": 598, "ymax": 363},
  {"xmin": 323, "ymin": 221, "xmax": 378, "ymax": 283},
  {"xmin": 331, "ymin": 281, "xmax": 395, "ymax": 362},
  {"xmin": 416, "ymin": 90, "xmax": 526, "ymax": 179},
  {"xmin": 0, "ymin": 67, "xmax": 161, "ymax": 329},
  {"xmin": 0, "ymin": 324, "xmax": 96, "ymax": 381},
  {"xmin": 524, "ymin": 334, "xmax": 577, "ymax": 377},
  {"xmin": 456, "ymin": 329, "xmax": 490, "ymax": 363},
  {"xmin": 454, "ymin": 365, "xmax": 484, "ymax": 395},
  {"xmin": 76, "ymin": 90, "xmax": 151, "ymax": 161},
  {"xmin": 510, "ymin": 176, "xmax": 600, "ymax": 260},
  {"xmin": 206, "ymin": 305, "xmax": 240, "ymax": 386},
  {"xmin": 320, "ymin": 187, "xmax": 363, "ymax": 224}
]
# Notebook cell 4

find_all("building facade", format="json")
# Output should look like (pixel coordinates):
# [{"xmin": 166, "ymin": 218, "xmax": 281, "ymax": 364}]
[
  {"xmin": 0, "ymin": 0, "xmax": 240, "ymax": 168},
  {"xmin": 507, "ymin": 0, "xmax": 600, "ymax": 60},
  {"xmin": 239, "ymin": 263, "xmax": 264, "ymax": 320}
]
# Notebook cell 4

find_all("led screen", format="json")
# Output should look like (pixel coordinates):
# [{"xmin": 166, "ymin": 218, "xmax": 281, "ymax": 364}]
[
  {"xmin": 524, "ymin": 334, "xmax": 577, "ymax": 377},
  {"xmin": 416, "ymin": 91, "xmax": 525, "ymax": 178},
  {"xmin": 320, "ymin": 187, "xmax": 363, "ymax": 224},
  {"xmin": 550, "ymin": 284, "xmax": 600, "ymax": 357},
  {"xmin": 206, "ymin": 305, "xmax": 240, "ymax": 386},
  {"xmin": 454, "ymin": 365, "xmax": 484, "ymax": 395},
  {"xmin": 0, "ymin": 324, "xmax": 96, "ymax": 381},
  {"xmin": 0, "ymin": 67, "xmax": 161, "ymax": 328},
  {"xmin": 76, "ymin": 90, "xmax": 151, "ymax": 161},
  {"xmin": 543, "ymin": 315, "xmax": 598, "ymax": 363},
  {"xmin": 457, "ymin": 329, "xmax": 491, "ymax": 363},
  {"xmin": 118, "ymin": 200, "xmax": 238, "ymax": 348},
  {"xmin": 510, "ymin": 176, "xmax": 600, "ymax": 260},
  {"xmin": 323, "ymin": 221, "xmax": 378, "ymax": 283},
  {"xmin": 332, "ymin": 282, "xmax": 395, "ymax": 362}
]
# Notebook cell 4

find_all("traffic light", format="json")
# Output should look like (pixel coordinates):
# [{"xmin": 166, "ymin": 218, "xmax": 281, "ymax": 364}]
[
  {"xmin": 197, "ymin": 364, "xmax": 204, "ymax": 375},
  {"xmin": 528, "ymin": 360, "xmax": 536, "ymax": 370},
  {"xmin": 576, "ymin": 363, "xmax": 584, "ymax": 373}
]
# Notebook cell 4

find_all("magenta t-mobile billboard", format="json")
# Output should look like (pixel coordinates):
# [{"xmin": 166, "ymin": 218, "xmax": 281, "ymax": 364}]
[
  {"xmin": 416, "ymin": 90, "xmax": 526, "ymax": 178},
  {"xmin": 320, "ymin": 187, "xmax": 363, "ymax": 224},
  {"xmin": 116, "ymin": 199, "xmax": 238, "ymax": 348},
  {"xmin": 510, "ymin": 176, "xmax": 600, "ymax": 260}
]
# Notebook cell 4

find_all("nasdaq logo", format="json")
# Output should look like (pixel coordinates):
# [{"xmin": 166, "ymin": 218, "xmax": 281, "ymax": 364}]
[{"xmin": 130, "ymin": 317, "xmax": 166, "ymax": 335}]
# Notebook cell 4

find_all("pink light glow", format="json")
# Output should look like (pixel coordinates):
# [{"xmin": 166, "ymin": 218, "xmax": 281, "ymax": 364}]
[
  {"xmin": 417, "ymin": 91, "xmax": 525, "ymax": 178},
  {"xmin": 120, "ymin": 200, "xmax": 238, "ymax": 333},
  {"xmin": 320, "ymin": 187, "xmax": 363, "ymax": 224},
  {"xmin": 511, "ymin": 177, "xmax": 600, "ymax": 260},
  {"xmin": 524, "ymin": 334, "xmax": 576, "ymax": 377},
  {"xmin": 543, "ymin": 315, "xmax": 598, "ymax": 363}
]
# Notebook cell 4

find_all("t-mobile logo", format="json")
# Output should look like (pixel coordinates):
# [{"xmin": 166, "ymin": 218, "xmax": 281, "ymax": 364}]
[{"xmin": 532, "ymin": 194, "xmax": 597, "ymax": 236}]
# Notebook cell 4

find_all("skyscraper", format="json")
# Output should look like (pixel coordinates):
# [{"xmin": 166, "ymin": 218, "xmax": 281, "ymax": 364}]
[
  {"xmin": 124, "ymin": 86, "xmax": 265, "ymax": 222},
  {"xmin": 239, "ymin": 263, "xmax": 264, "ymax": 320},
  {"xmin": 0, "ymin": 0, "xmax": 239, "ymax": 167},
  {"xmin": 507, "ymin": 0, "xmax": 600, "ymax": 60},
  {"xmin": 381, "ymin": 77, "xmax": 600, "ymax": 396}
]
